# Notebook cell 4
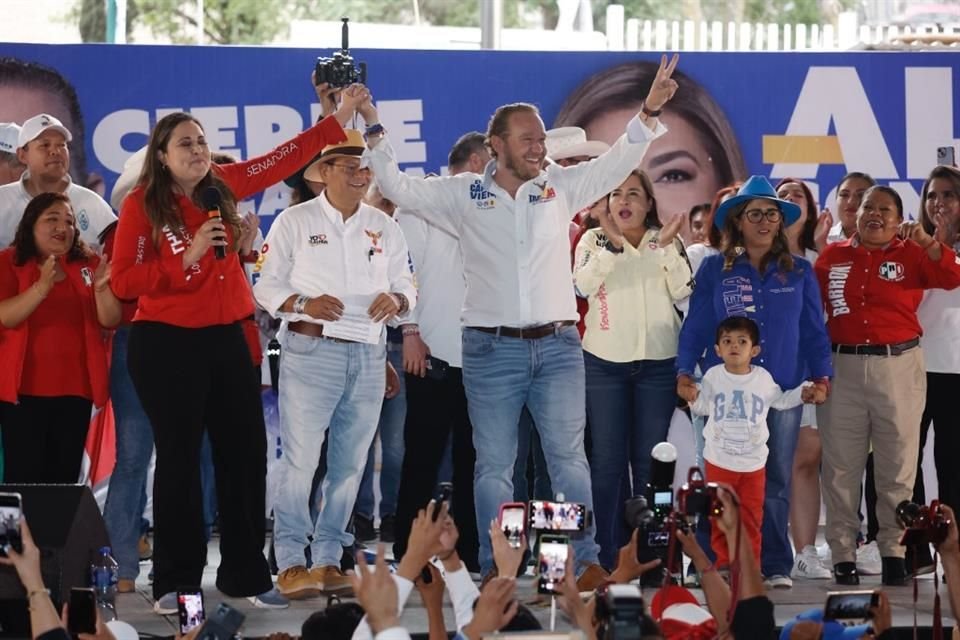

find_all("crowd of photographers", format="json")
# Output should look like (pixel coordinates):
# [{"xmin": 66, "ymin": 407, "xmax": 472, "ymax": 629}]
[{"xmin": 2, "ymin": 49, "xmax": 960, "ymax": 639}]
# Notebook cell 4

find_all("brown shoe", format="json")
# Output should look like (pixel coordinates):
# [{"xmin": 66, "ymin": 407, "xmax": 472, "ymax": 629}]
[
  {"xmin": 277, "ymin": 566, "xmax": 321, "ymax": 599},
  {"xmin": 575, "ymin": 563, "xmax": 610, "ymax": 592},
  {"xmin": 138, "ymin": 535, "xmax": 152, "ymax": 561},
  {"xmin": 117, "ymin": 579, "xmax": 136, "ymax": 593},
  {"xmin": 311, "ymin": 565, "xmax": 353, "ymax": 595}
]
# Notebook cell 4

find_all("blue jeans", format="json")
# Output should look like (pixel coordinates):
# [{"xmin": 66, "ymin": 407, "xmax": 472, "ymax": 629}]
[
  {"xmin": 512, "ymin": 406, "xmax": 552, "ymax": 502},
  {"xmin": 102, "ymin": 326, "xmax": 154, "ymax": 580},
  {"xmin": 357, "ymin": 345, "xmax": 406, "ymax": 520},
  {"xmin": 584, "ymin": 353, "xmax": 677, "ymax": 569},
  {"xmin": 274, "ymin": 332, "xmax": 385, "ymax": 570},
  {"xmin": 760, "ymin": 405, "xmax": 803, "ymax": 577},
  {"xmin": 462, "ymin": 325, "xmax": 599, "ymax": 574}
]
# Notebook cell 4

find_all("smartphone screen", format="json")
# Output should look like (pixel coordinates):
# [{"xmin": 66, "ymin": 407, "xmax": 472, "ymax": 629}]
[
  {"xmin": 177, "ymin": 589, "xmax": 205, "ymax": 634},
  {"xmin": 0, "ymin": 492, "xmax": 23, "ymax": 556},
  {"xmin": 499, "ymin": 504, "xmax": 526, "ymax": 549},
  {"xmin": 938, "ymin": 146, "xmax": 956, "ymax": 167},
  {"xmin": 824, "ymin": 591, "xmax": 876, "ymax": 620},
  {"xmin": 528, "ymin": 500, "xmax": 586, "ymax": 531},
  {"xmin": 68, "ymin": 588, "xmax": 97, "ymax": 635},
  {"xmin": 537, "ymin": 535, "xmax": 569, "ymax": 594}
]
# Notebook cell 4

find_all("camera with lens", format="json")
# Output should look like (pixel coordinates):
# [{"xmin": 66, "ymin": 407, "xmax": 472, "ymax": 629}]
[
  {"xmin": 676, "ymin": 467, "xmax": 723, "ymax": 521},
  {"xmin": 896, "ymin": 499, "xmax": 951, "ymax": 547},
  {"xmin": 624, "ymin": 443, "xmax": 687, "ymax": 574},
  {"xmin": 594, "ymin": 584, "xmax": 659, "ymax": 640},
  {"xmin": 315, "ymin": 17, "xmax": 367, "ymax": 88}
]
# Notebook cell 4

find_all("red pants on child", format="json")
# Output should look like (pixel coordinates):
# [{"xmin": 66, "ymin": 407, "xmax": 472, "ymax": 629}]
[{"xmin": 705, "ymin": 461, "xmax": 765, "ymax": 568}]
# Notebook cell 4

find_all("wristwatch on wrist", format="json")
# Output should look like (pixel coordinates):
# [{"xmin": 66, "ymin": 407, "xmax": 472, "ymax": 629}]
[{"xmin": 292, "ymin": 295, "xmax": 309, "ymax": 315}]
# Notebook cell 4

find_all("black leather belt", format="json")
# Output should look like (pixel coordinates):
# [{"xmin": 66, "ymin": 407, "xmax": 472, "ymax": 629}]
[
  {"xmin": 832, "ymin": 337, "xmax": 919, "ymax": 356},
  {"xmin": 468, "ymin": 321, "xmax": 575, "ymax": 340}
]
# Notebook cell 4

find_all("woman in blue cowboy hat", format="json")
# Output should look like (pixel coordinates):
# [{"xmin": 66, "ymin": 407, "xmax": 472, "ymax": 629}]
[{"xmin": 676, "ymin": 175, "xmax": 833, "ymax": 589}]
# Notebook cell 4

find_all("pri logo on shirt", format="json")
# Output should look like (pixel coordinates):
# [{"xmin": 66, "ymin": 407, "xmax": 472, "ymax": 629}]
[
  {"xmin": 528, "ymin": 181, "xmax": 557, "ymax": 205},
  {"xmin": 77, "ymin": 210, "xmax": 89, "ymax": 231},
  {"xmin": 878, "ymin": 261, "xmax": 905, "ymax": 282},
  {"xmin": 470, "ymin": 180, "xmax": 495, "ymax": 210}
]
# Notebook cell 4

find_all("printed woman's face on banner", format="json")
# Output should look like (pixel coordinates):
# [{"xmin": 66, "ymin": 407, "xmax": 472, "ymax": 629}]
[{"xmin": 584, "ymin": 109, "xmax": 722, "ymax": 221}]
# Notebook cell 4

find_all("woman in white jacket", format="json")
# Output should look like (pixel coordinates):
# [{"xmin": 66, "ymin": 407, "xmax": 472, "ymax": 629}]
[{"xmin": 573, "ymin": 168, "xmax": 692, "ymax": 569}]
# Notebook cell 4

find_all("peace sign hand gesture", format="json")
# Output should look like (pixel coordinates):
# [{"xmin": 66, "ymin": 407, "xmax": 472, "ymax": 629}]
[{"xmin": 644, "ymin": 54, "xmax": 680, "ymax": 112}]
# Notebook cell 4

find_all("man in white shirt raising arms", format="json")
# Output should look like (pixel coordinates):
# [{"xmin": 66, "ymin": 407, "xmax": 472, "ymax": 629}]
[
  {"xmin": 361, "ymin": 55, "xmax": 680, "ymax": 587},
  {"xmin": 254, "ymin": 129, "xmax": 417, "ymax": 599}
]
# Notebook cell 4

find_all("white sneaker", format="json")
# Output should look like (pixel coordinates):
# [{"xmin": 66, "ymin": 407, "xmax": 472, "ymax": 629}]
[
  {"xmin": 856, "ymin": 541, "xmax": 882, "ymax": 576},
  {"xmin": 764, "ymin": 574, "xmax": 793, "ymax": 589},
  {"xmin": 817, "ymin": 543, "xmax": 832, "ymax": 564},
  {"xmin": 791, "ymin": 545, "xmax": 832, "ymax": 579}
]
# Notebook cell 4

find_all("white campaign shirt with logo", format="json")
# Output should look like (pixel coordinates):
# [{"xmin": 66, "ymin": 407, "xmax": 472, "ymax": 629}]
[
  {"xmin": 252, "ymin": 192, "xmax": 417, "ymax": 343},
  {"xmin": 366, "ymin": 117, "xmax": 666, "ymax": 327},
  {"xmin": 396, "ymin": 208, "xmax": 465, "ymax": 367},
  {"xmin": 0, "ymin": 172, "xmax": 116, "ymax": 250}
]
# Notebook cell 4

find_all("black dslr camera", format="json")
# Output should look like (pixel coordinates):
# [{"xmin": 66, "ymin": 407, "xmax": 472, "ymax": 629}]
[
  {"xmin": 594, "ymin": 584, "xmax": 659, "ymax": 640},
  {"xmin": 897, "ymin": 500, "xmax": 951, "ymax": 547},
  {"xmin": 315, "ymin": 17, "xmax": 367, "ymax": 88},
  {"xmin": 676, "ymin": 467, "xmax": 724, "ymax": 521}
]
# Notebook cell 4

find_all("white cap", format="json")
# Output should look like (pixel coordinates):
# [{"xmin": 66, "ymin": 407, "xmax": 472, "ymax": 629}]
[
  {"xmin": 545, "ymin": 126, "xmax": 609, "ymax": 161},
  {"xmin": 17, "ymin": 113, "xmax": 72, "ymax": 147},
  {"xmin": 0, "ymin": 123, "xmax": 20, "ymax": 154}
]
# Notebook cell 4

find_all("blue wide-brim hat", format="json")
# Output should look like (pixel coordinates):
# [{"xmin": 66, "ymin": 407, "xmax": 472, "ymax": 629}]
[{"xmin": 713, "ymin": 175, "xmax": 802, "ymax": 230}]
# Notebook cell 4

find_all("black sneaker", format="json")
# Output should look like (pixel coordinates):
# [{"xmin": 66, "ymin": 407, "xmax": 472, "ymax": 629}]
[
  {"xmin": 379, "ymin": 515, "xmax": 396, "ymax": 543},
  {"xmin": 833, "ymin": 561, "xmax": 859, "ymax": 585},
  {"xmin": 881, "ymin": 556, "xmax": 907, "ymax": 586},
  {"xmin": 354, "ymin": 514, "xmax": 376, "ymax": 543}
]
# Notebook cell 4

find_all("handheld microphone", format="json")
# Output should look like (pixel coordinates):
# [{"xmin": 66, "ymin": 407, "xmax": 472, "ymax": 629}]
[{"xmin": 201, "ymin": 186, "xmax": 227, "ymax": 260}]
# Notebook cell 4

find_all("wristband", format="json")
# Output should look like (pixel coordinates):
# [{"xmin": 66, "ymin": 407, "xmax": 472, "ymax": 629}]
[
  {"xmin": 640, "ymin": 101, "xmax": 663, "ymax": 118},
  {"xmin": 604, "ymin": 240, "xmax": 624, "ymax": 254},
  {"xmin": 365, "ymin": 123, "xmax": 385, "ymax": 138},
  {"xmin": 401, "ymin": 325, "xmax": 420, "ymax": 336},
  {"xmin": 393, "ymin": 293, "xmax": 409, "ymax": 315},
  {"xmin": 292, "ymin": 295, "xmax": 309, "ymax": 315}
]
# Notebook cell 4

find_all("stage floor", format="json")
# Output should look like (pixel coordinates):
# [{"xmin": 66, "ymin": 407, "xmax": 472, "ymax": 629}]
[{"xmin": 115, "ymin": 535, "xmax": 956, "ymax": 637}]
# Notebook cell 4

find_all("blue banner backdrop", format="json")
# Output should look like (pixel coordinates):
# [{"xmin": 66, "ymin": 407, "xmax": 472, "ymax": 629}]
[{"xmin": 1, "ymin": 44, "xmax": 958, "ymax": 231}]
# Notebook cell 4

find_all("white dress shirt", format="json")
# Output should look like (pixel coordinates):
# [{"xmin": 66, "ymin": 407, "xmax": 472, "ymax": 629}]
[
  {"xmin": 396, "ymin": 208, "xmax": 465, "ymax": 367},
  {"xmin": 367, "ymin": 116, "xmax": 666, "ymax": 327},
  {"xmin": 0, "ymin": 172, "xmax": 116, "ymax": 250},
  {"xmin": 826, "ymin": 220, "xmax": 851, "ymax": 245},
  {"xmin": 253, "ymin": 192, "xmax": 417, "ymax": 343}
]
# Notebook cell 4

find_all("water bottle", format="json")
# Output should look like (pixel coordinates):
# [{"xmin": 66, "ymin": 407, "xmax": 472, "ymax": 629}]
[{"xmin": 90, "ymin": 546, "xmax": 118, "ymax": 622}]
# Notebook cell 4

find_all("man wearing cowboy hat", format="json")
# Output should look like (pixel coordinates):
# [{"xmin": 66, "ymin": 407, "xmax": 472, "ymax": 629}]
[
  {"xmin": 253, "ymin": 130, "xmax": 417, "ymax": 599},
  {"xmin": 0, "ymin": 113, "xmax": 115, "ymax": 249},
  {"xmin": 545, "ymin": 126, "xmax": 610, "ymax": 167}
]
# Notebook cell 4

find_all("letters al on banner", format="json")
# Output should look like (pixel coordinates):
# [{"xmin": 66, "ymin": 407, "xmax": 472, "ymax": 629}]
[{"xmin": 2, "ymin": 43, "xmax": 956, "ymax": 232}]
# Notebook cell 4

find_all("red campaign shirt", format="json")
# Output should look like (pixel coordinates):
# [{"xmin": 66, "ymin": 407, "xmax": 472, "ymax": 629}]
[
  {"xmin": 100, "ymin": 223, "xmax": 138, "ymax": 325},
  {"xmin": 814, "ymin": 236, "xmax": 960, "ymax": 345},
  {"xmin": 111, "ymin": 116, "xmax": 347, "ymax": 328},
  {"xmin": 0, "ymin": 248, "xmax": 110, "ymax": 405}
]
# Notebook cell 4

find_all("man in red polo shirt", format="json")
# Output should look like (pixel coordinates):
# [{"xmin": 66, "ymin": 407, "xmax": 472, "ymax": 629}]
[{"xmin": 815, "ymin": 185, "xmax": 960, "ymax": 587}]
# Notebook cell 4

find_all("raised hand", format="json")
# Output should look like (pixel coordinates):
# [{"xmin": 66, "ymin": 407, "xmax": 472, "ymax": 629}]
[
  {"xmin": 93, "ymin": 258, "xmax": 111, "ymax": 293},
  {"xmin": 610, "ymin": 528, "xmax": 661, "ymax": 583},
  {"xmin": 351, "ymin": 544, "xmax": 400, "ymax": 634},
  {"xmin": 35, "ymin": 255, "xmax": 57, "ymax": 297},
  {"xmin": 489, "ymin": 520, "xmax": 525, "ymax": 579},
  {"xmin": 899, "ymin": 219, "xmax": 935, "ymax": 248},
  {"xmin": 596, "ymin": 207, "xmax": 625, "ymax": 250},
  {"xmin": 814, "ymin": 208, "xmax": 833, "ymax": 252},
  {"xmin": 644, "ymin": 54, "xmax": 680, "ymax": 112},
  {"xmin": 182, "ymin": 217, "xmax": 227, "ymax": 269},
  {"xmin": 333, "ymin": 83, "xmax": 372, "ymax": 127},
  {"xmin": 237, "ymin": 211, "xmax": 259, "ymax": 256},
  {"xmin": 313, "ymin": 76, "xmax": 343, "ymax": 118},
  {"xmin": 657, "ymin": 211, "xmax": 686, "ymax": 248}
]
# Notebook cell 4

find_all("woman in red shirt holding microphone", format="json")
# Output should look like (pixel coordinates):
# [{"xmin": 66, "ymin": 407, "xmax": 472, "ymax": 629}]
[
  {"xmin": 110, "ymin": 84, "xmax": 363, "ymax": 611},
  {"xmin": 0, "ymin": 191, "xmax": 121, "ymax": 483}
]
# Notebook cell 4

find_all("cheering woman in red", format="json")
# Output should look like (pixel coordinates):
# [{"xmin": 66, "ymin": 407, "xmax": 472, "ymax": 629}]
[{"xmin": 110, "ymin": 83, "xmax": 365, "ymax": 611}]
